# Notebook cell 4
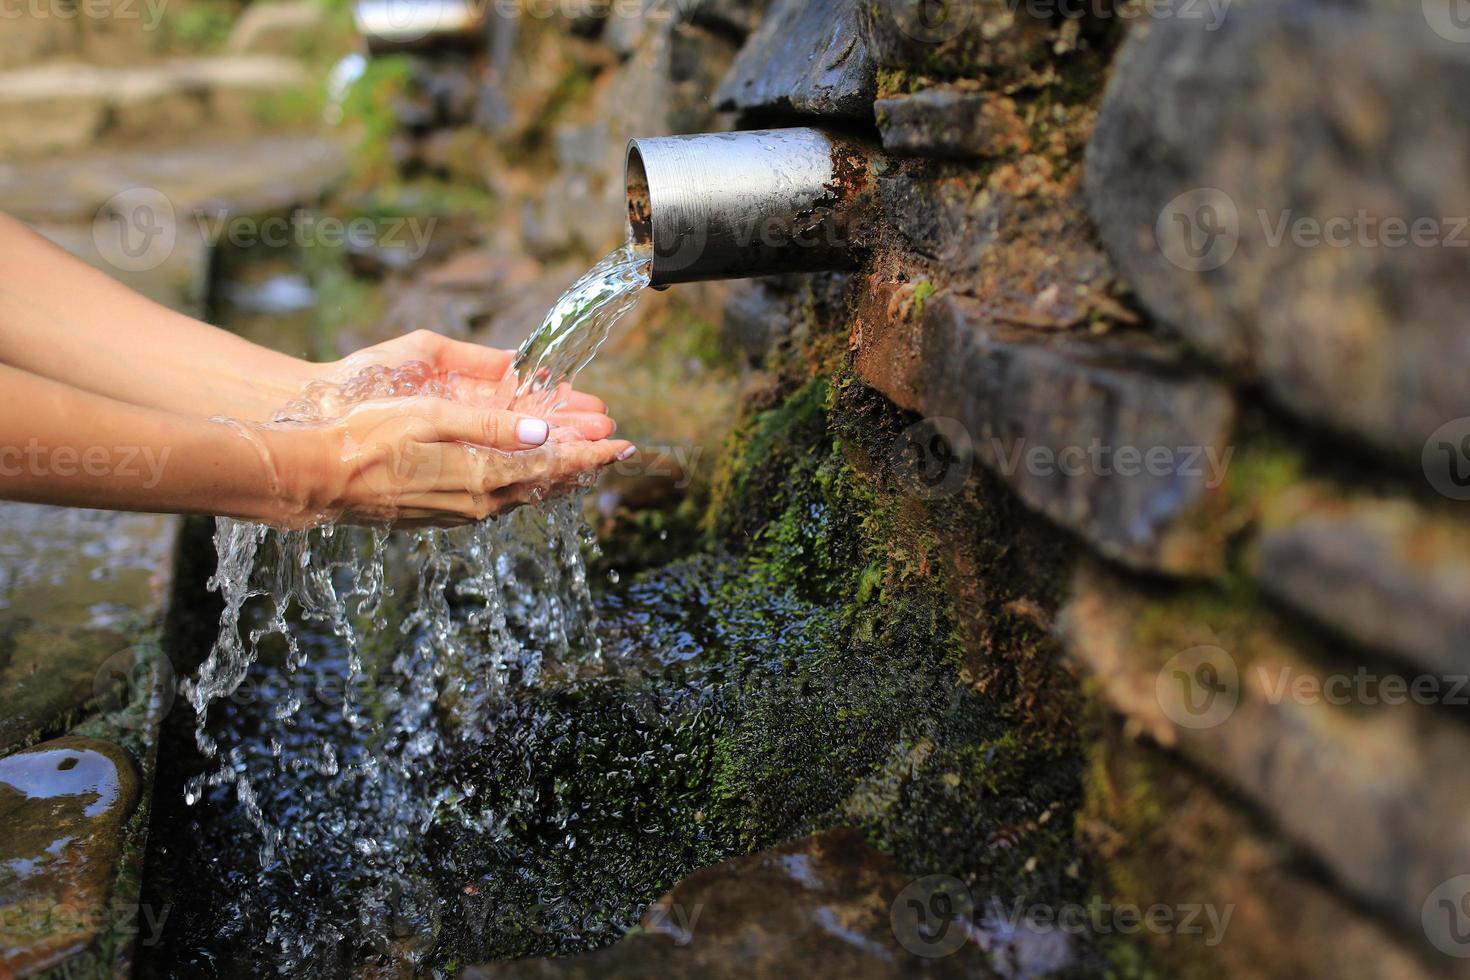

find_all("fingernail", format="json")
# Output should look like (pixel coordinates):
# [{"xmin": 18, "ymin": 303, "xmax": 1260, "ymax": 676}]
[
  {"xmin": 617, "ymin": 445, "xmax": 637, "ymax": 461},
  {"xmin": 516, "ymin": 418, "xmax": 549, "ymax": 447}
]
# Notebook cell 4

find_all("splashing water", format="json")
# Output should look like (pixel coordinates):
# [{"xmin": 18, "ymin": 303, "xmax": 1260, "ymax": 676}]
[
  {"xmin": 180, "ymin": 243, "xmax": 650, "ymax": 973},
  {"xmin": 513, "ymin": 242, "xmax": 652, "ymax": 412}
]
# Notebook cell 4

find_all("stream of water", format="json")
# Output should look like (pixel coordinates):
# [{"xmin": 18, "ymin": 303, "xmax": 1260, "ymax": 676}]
[{"xmin": 175, "ymin": 243, "xmax": 651, "ymax": 974}]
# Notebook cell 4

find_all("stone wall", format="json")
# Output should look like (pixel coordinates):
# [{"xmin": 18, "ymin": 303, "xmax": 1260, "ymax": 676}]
[{"xmin": 575, "ymin": 0, "xmax": 1470, "ymax": 975}]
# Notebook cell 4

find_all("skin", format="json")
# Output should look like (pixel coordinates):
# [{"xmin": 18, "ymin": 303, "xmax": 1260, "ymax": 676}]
[{"xmin": 0, "ymin": 214, "xmax": 634, "ymax": 527}]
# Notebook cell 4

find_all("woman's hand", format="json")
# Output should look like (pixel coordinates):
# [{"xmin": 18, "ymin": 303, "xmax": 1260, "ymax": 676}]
[{"xmin": 256, "ymin": 395, "xmax": 635, "ymax": 528}]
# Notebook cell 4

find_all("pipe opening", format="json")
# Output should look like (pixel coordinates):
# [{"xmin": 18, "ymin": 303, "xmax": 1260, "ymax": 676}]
[{"xmin": 625, "ymin": 145, "xmax": 652, "ymax": 248}]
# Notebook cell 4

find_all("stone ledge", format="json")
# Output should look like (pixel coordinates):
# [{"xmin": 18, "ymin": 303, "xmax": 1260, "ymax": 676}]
[
  {"xmin": 713, "ymin": 0, "xmax": 876, "ymax": 118},
  {"xmin": 1061, "ymin": 561, "xmax": 1470, "ymax": 951},
  {"xmin": 0, "ymin": 134, "xmax": 348, "ymax": 224},
  {"xmin": 0, "ymin": 56, "xmax": 310, "ymax": 159},
  {"xmin": 1251, "ymin": 489, "xmax": 1470, "ymax": 680},
  {"xmin": 854, "ymin": 288, "xmax": 1236, "ymax": 575}
]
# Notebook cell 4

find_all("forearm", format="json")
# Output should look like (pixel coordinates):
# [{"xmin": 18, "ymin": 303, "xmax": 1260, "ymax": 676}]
[
  {"xmin": 0, "ymin": 361, "xmax": 284, "ymax": 521},
  {"xmin": 0, "ymin": 213, "xmax": 314, "ymax": 420}
]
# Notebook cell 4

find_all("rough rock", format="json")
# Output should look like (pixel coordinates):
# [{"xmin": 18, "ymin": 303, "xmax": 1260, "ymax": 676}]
[
  {"xmin": 875, "ymin": 87, "xmax": 1030, "ymax": 159},
  {"xmin": 1061, "ymin": 560, "xmax": 1470, "ymax": 942},
  {"xmin": 0, "ymin": 505, "xmax": 178, "ymax": 754},
  {"xmin": 462, "ymin": 829, "xmax": 995, "ymax": 978},
  {"xmin": 714, "ymin": 0, "xmax": 876, "ymax": 119},
  {"xmin": 859, "ymin": 0, "xmax": 1060, "ymax": 82},
  {"xmin": 1085, "ymin": 729, "xmax": 1435, "ymax": 980},
  {"xmin": 854, "ymin": 290, "xmax": 1236, "ymax": 575},
  {"xmin": 1085, "ymin": 1, "xmax": 1470, "ymax": 460},
  {"xmin": 0, "ymin": 736, "xmax": 141, "ymax": 976},
  {"xmin": 876, "ymin": 166, "xmax": 1117, "ymax": 329},
  {"xmin": 1252, "ymin": 490, "xmax": 1470, "ymax": 678}
]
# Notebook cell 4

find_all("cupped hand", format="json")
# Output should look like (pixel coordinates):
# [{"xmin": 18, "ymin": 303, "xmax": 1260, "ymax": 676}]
[
  {"xmin": 258, "ymin": 395, "xmax": 635, "ymax": 528},
  {"xmin": 319, "ymin": 329, "xmax": 606, "ymax": 419}
]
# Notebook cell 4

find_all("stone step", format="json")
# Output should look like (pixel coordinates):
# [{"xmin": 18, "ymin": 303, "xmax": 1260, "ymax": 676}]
[
  {"xmin": 0, "ymin": 133, "xmax": 347, "ymax": 315},
  {"xmin": 0, "ymin": 55, "xmax": 310, "ymax": 160}
]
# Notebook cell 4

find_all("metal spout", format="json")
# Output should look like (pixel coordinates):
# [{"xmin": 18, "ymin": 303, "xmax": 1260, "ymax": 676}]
[{"xmin": 625, "ymin": 128, "xmax": 882, "ymax": 287}]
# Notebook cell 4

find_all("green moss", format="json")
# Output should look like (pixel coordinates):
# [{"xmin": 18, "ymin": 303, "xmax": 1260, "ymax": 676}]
[{"xmin": 910, "ymin": 278, "xmax": 937, "ymax": 319}]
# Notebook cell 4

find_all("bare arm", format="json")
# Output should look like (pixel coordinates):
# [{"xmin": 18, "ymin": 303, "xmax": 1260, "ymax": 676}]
[
  {"xmin": 0, "ymin": 360, "xmax": 632, "ymax": 526},
  {"xmin": 0, "ymin": 213, "xmax": 314, "ymax": 420}
]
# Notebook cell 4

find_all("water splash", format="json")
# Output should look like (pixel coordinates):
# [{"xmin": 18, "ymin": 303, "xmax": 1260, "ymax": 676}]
[
  {"xmin": 513, "ymin": 242, "xmax": 652, "ymax": 412},
  {"xmin": 180, "ymin": 244, "xmax": 650, "ymax": 973}
]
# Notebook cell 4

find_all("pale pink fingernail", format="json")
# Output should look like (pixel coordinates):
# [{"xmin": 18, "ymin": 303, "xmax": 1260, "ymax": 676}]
[
  {"xmin": 516, "ymin": 418, "xmax": 549, "ymax": 446},
  {"xmin": 618, "ymin": 445, "xmax": 637, "ymax": 461}
]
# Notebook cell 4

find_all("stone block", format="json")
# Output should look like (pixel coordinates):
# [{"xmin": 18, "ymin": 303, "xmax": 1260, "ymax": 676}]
[
  {"xmin": 854, "ymin": 290, "xmax": 1236, "ymax": 575},
  {"xmin": 875, "ymin": 86, "xmax": 1030, "ymax": 159},
  {"xmin": 859, "ymin": 0, "xmax": 1059, "ymax": 82},
  {"xmin": 1085, "ymin": 2, "xmax": 1470, "ymax": 460},
  {"xmin": 0, "ymin": 504, "xmax": 179, "ymax": 753},
  {"xmin": 1252, "ymin": 490, "xmax": 1470, "ymax": 679},
  {"xmin": 1085, "ymin": 728, "xmax": 1435, "ymax": 979},
  {"xmin": 0, "ymin": 737, "xmax": 141, "ymax": 976},
  {"xmin": 714, "ymin": 0, "xmax": 876, "ymax": 118},
  {"xmin": 1061, "ymin": 560, "xmax": 1470, "ymax": 946}
]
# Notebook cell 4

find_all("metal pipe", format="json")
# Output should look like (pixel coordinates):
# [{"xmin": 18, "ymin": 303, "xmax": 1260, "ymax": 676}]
[
  {"xmin": 625, "ymin": 128, "xmax": 883, "ymax": 287},
  {"xmin": 354, "ymin": 0, "xmax": 483, "ymax": 50}
]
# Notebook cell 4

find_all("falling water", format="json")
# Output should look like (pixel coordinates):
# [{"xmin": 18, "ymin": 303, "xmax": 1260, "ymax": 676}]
[{"xmin": 180, "ymin": 243, "xmax": 651, "ymax": 973}]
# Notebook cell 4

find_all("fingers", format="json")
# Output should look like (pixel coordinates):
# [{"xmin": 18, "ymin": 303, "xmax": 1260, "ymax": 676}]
[
  {"xmin": 407, "ymin": 399, "xmax": 551, "ymax": 451},
  {"xmin": 545, "ymin": 410, "xmax": 616, "ymax": 441},
  {"xmin": 427, "ymin": 335, "xmax": 515, "ymax": 383}
]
